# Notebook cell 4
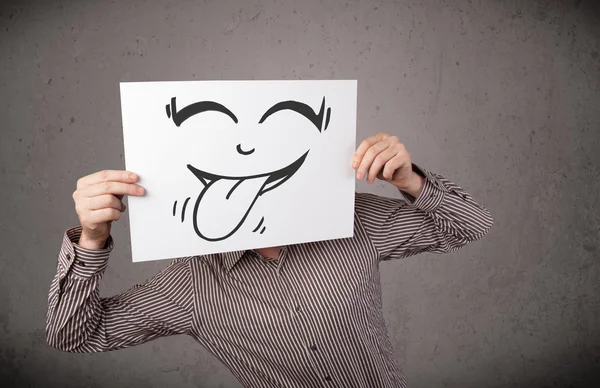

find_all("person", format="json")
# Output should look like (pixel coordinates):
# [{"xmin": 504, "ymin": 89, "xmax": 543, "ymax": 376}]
[{"xmin": 46, "ymin": 132, "xmax": 494, "ymax": 387}]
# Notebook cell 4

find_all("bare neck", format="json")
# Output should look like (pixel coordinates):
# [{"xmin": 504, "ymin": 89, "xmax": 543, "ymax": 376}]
[{"xmin": 253, "ymin": 246, "xmax": 281, "ymax": 260}]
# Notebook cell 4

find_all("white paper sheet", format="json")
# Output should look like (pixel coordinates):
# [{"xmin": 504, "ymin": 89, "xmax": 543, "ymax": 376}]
[{"xmin": 119, "ymin": 80, "xmax": 357, "ymax": 262}]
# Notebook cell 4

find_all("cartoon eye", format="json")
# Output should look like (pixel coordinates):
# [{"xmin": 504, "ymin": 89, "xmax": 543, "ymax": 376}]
[
  {"xmin": 166, "ymin": 97, "xmax": 238, "ymax": 126},
  {"xmin": 258, "ymin": 97, "xmax": 331, "ymax": 132}
]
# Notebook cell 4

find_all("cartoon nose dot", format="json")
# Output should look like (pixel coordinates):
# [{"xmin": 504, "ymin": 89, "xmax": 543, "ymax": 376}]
[{"xmin": 236, "ymin": 144, "xmax": 255, "ymax": 155}]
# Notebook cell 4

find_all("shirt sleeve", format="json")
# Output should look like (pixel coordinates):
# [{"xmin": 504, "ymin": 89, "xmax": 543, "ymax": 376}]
[
  {"xmin": 354, "ymin": 163, "xmax": 494, "ymax": 261},
  {"xmin": 46, "ymin": 226, "xmax": 194, "ymax": 353}
]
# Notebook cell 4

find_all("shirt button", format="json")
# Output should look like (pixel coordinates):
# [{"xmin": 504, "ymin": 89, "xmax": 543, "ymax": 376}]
[
  {"xmin": 309, "ymin": 345, "xmax": 317, "ymax": 352},
  {"xmin": 295, "ymin": 305, "xmax": 302, "ymax": 313},
  {"xmin": 325, "ymin": 376, "xmax": 332, "ymax": 382}
]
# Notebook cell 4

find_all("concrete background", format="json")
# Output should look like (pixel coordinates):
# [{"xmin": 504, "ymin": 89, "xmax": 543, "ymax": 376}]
[{"xmin": 1, "ymin": 0, "xmax": 599, "ymax": 387}]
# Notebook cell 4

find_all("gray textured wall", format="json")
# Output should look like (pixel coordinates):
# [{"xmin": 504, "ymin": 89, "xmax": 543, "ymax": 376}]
[{"xmin": 1, "ymin": 0, "xmax": 599, "ymax": 387}]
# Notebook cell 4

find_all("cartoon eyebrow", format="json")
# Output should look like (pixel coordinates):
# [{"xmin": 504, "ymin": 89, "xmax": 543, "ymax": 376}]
[
  {"xmin": 166, "ymin": 97, "xmax": 238, "ymax": 127},
  {"xmin": 258, "ymin": 97, "xmax": 332, "ymax": 132}
]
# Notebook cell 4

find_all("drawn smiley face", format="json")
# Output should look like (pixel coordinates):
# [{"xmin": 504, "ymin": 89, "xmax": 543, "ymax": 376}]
[{"xmin": 166, "ymin": 97, "xmax": 332, "ymax": 242}]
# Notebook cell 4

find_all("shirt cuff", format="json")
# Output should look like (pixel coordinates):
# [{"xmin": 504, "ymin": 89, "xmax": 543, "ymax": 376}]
[
  {"xmin": 397, "ymin": 163, "xmax": 447, "ymax": 212},
  {"xmin": 59, "ymin": 226, "xmax": 114, "ymax": 278}
]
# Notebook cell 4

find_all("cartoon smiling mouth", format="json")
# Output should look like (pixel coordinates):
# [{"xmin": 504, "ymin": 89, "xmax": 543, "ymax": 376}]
[{"xmin": 186, "ymin": 151, "xmax": 309, "ymax": 241}]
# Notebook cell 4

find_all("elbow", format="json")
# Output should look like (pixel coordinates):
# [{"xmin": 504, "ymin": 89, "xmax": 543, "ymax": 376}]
[
  {"xmin": 46, "ymin": 314, "xmax": 63, "ymax": 351},
  {"xmin": 477, "ymin": 209, "xmax": 495, "ymax": 239},
  {"xmin": 466, "ymin": 211, "xmax": 495, "ymax": 245},
  {"xmin": 46, "ymin": 328, "xmax": 73, "ymax": 352},
  {"xmin": 447, "ymin": 217, "xmax": 495, "ymax": 252},
  {"xmin": 431, "ymin": 210, "xmax": 494, "ymax": 254},
  {"xmin": 46, "ymin": 327, "xmax": 67, "ymax": 352},
  {"xmin": 45, "ymin": 325, "xmax": 87, "ymax": 353}
]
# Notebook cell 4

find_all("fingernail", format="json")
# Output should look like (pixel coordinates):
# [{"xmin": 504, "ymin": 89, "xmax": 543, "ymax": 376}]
[
  {"xmin": 137, "ymin": 186, "xmax": 145, "ymax": 194},
  {"xmin": 129, "ymin": 173, "xmax": 137, "ymax": 180}
]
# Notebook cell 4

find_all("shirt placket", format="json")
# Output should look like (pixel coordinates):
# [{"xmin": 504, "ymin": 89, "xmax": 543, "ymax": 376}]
[{"xmin": 273, "ymin": 249, "xmax": 337, "ymax": 386}]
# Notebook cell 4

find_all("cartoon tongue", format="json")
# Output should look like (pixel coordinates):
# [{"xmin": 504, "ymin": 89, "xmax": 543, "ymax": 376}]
[{"xmin": 193, "ymin": 177, "xmax": 269, "ymax": 241}]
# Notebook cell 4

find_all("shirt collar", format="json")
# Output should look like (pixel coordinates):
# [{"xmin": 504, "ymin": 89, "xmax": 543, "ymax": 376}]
[
  {"xmin": 221, "ymin": 250, "xmax": 246, "ymax": 273},
  {"xmin": 221, "ymin": 246, "xmax": 289, "ymax": 273}
]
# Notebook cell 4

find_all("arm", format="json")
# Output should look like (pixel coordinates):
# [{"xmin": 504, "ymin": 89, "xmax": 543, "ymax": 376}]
[
  {"xmin": 46, "ymin": 226, "xmax": 193, "ymax": 352},
  {"xmin": 355, "ymin": 162, "xmax": 494, "ymax": 260}
]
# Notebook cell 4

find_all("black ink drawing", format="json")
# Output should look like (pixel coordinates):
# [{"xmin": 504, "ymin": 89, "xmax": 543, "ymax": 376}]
[
  {"xmin": 168, "ymin": 96, "xmax": 332, "ymax": 242},
  {"xmin": 253, "ymin": 217, "xmax": 266, "ymax": 234},
  {"xmin": 172, "ymin": 197, "xmax": 191, "ymax": 222}
]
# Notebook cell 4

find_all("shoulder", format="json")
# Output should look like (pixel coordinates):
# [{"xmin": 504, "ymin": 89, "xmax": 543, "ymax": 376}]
[
  {"xmin": 166, "ymin": 256, "xmax": 196, "ymax": 266},
  {"xmin": 174, "ymin": 254, "xmax": 225, "ymax": 273},
  {"xmin": 160, "ymin": 256, "xmax": 199, "ymax": 275}
]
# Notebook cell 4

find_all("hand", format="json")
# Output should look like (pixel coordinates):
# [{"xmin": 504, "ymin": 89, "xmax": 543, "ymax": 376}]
[
  {"xmin": 72, "ymin": 170, "xmax": 145, "ymax": 249},
  {"xmin": 352, "ymin": 132, "xmax": 424, "ymax": 194}
]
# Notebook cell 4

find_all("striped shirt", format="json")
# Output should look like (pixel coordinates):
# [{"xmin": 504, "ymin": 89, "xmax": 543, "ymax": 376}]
[{"xmin": 46, "ymin": 163, "xmax": 494, "ymax": 387}]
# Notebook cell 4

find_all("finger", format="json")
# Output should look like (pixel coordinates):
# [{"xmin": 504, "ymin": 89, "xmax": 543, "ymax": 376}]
[
  {"xmin": 382, "ymin": 149, "xmax": 409, "ymax": 180},
  {"xmin": 86, "ymin": 194, "xmax": 126, "ymax": 212},
  {"xmin": 352, "ymin": 132, "xmax": 389, "ymax": 168},
  {"xmin": 85, "ymin": 208, "xmax": 122, "ymax": 225},
  {"xmin": 355, "ymin": 139, "xmax": 390, "ymax": 180},
  {"xmin": 83, "ymin": 181, "xmax": 145, "ymax": 198},
  {"xmin": 367, "ymin": 146, "xmax": 398, "ymax": 183},
  {"xmin": 77, "ymin": 170, "xmax": 138, "ymax": 189}
]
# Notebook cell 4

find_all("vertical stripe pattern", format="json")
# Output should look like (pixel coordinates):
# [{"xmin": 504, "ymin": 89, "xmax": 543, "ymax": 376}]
[{"xmin": 46, "ymin": 163, "xmax": 494, "ymax": 387}]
